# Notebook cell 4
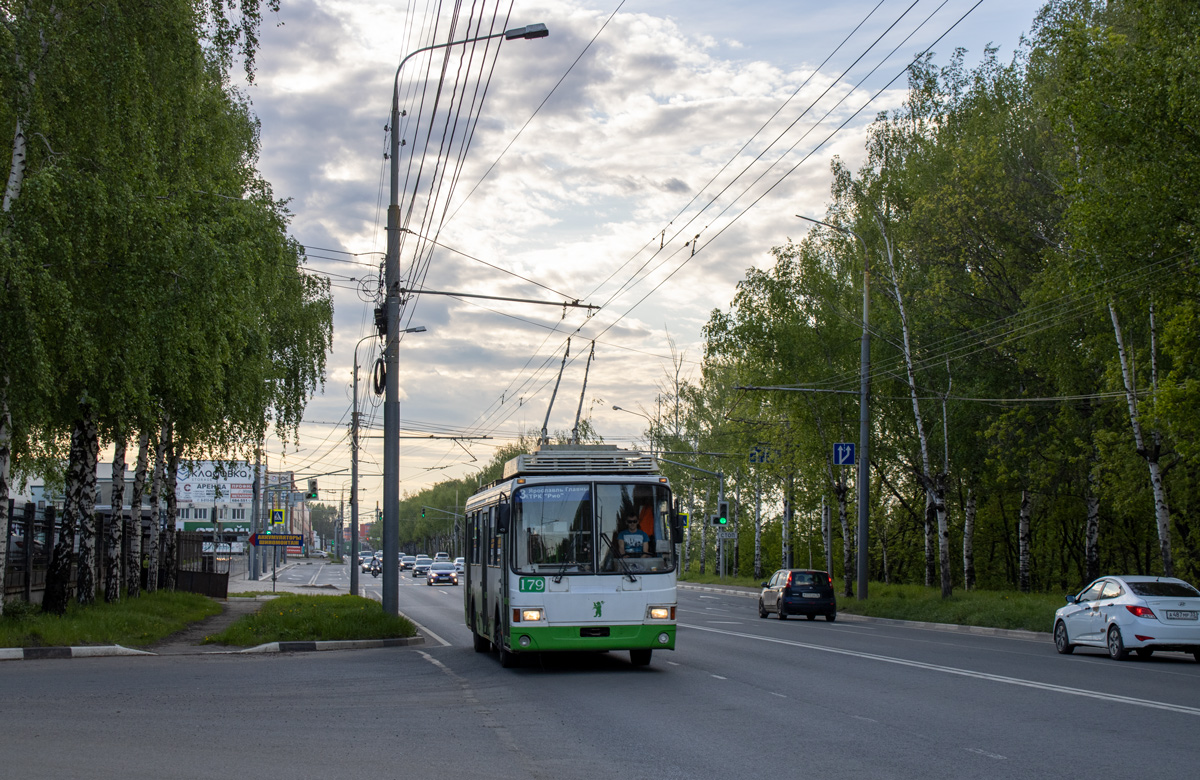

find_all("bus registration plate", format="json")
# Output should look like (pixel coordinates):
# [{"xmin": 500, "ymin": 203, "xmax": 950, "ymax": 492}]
[{"xmin": 519, "ymin": 577, "xmax": 546, "ymax": 593}]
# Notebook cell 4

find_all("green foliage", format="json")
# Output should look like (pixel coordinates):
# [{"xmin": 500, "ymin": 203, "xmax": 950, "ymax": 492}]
[
  {"xmin": 0, "ymin": 0, "xmax": 332, "ymax": 481},
  {"xmin": 665, "ymin": 1, "xmax": 1200, "ymax": 594},
  {"xmin": 204, "ymin": 594, "xmax": 417, "ymax": 645},
  {"xmin": 0, "ymin": 590, "xmax": 220, "ymax": 647}
]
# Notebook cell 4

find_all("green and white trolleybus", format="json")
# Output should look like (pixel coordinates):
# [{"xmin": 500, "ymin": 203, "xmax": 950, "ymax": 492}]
[{"xmin": 463, "ymin": 444, "xmax": 681, "ymax": 667}]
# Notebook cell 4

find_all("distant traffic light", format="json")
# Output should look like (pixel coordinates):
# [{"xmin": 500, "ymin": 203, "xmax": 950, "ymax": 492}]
[
  {"xmin": 306, "ymin": 479, "xmax": 318, "ymax": 499},
  {"xmin": 713, "ymin": 501, "xmax": 729, "ymax": 526},
  {"xmin": 421, "ymin": 508, "xmax": 426, "ymax": 518}
]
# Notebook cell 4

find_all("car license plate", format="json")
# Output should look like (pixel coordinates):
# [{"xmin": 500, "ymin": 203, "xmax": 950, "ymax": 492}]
[
  {"xmin": 802, "ymin": 593, "xmax": 820, "ymax": 598},
  {"xmin": 1165, "ymin": 610, "xmax": 1197, "ymax": 620}
]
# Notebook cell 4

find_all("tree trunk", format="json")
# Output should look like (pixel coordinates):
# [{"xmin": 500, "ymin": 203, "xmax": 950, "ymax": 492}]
[
  {"xmin": 0, "ymin": 382, "xmax": 10, "ymax": 616},
  {"xmin": 105, "ymin": 434, "xmax": 126, "ymax": 602},
  {"xmin": 753, "ymin": 481, "xmax": 762, "ymax": 580},
  {"xmin": 935, "ymin": 473, "xmax": 951, "ymax": 598},
  {"xmin": 963, "ymin": 487, "xmax": 976, "ymax": 591},
  {"xmin": 924, "ymin": 493, "xmax": 936, "ymax": 587},
  {"xmin": 837, "ymin": 480, "xmax": 853, "ymax": 597},
  {"xmin": 1086, "ymin": 471, "xmax": 1101, "ymax": 582},
  {"xmin": 875, "ymin": 214, "xmax": 943, "ymax": 593},
  {"xmin": 126, "ymin": 430, "xmax": 149, "ymax": 598},
  {"xmin": 1109, "ymin": 302, "xmax": 1173, "ymax": 575},
  {"xmin": 43, "ymin": 421, "xmax": 87, "ymax": 614},
  {"xmin": 1018, "ymin": 489, "xmax": 1031, "ymax": 594},
  {"xmin": 4, "ymin": 119, "xmax": 27, "ymax": 213},
  {"xmin": 75, "ymin": 408, "xmax": 99, "ymax": 605},
  {"xmin": 822, "ymin": 496, "xmax": 833, "ymax": 577},
  {"xmin": 162, "ymin": 427, "xmax": 178, "ymax": 590},
  {"xmin": 145, "ymin": 420, "xmax": 167, "ymax": 593}
]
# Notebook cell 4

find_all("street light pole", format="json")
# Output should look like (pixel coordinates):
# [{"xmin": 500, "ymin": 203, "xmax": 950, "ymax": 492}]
[
  {"xmin": 797, "ymin": 215, "xmax": 870, "ymax": 600},
  {"xmin": 612, "ymin": 404, "xmax": 655, "ymax": 455},
  {"xmin": 383, "ymin": 23, "xmax": 548, "ymax": 616}
]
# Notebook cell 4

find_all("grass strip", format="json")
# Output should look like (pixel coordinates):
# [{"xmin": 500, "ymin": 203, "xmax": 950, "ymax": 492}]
[
  {"xmin": 205, "ymin": 594, "xmax": 417, "ymax": 646},
  {"xmin": 680, "ymin": 573, "xmax": 1064, "ymax": 633},
  {"xmin": 0, "ymin": 591, "xmax": 221, "ymax": 648}
]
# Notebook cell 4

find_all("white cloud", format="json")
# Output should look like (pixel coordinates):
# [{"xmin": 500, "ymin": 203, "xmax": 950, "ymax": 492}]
[{"xmin": 239, "ymin": 0, "xmax": 1043, "ymax": 500}]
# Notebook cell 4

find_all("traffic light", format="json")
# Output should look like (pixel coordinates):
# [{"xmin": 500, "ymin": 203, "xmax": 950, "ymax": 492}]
[
  {"xmin": 421, "ymin": 508, "xmax": 426, "ymax": 518},
  {"xmin": 306, "ymin": 479, "xmax": 318, "ymax": 499},
  {"xmin": 713, "ymin": 501, "xmax": 729, "ymax": 526}
]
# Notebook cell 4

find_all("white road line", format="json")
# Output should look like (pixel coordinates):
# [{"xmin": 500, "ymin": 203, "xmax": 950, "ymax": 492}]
[
  {"xmin": 710, "ymin": 621, "xmax": 742, "ymax": 624},
  {"xmin": 711, "ymin": 675, "xmax": 727, "ymax": 680},
  {"xmin": 667, "ymin": 661, "xmax": 681, "ymax": 666},
  {"xmin": 965, "ymin": 747, "xmax": 1006, "ymax": 760},
  {"xmin": 770, "ymin": 692, "xmax": 786, "ymax": 698},
  {"xmin": 679, "ymin": 623, "xmax": 1200, "ymax": 717},
  {"xmin": 407, "ymin": 617, "xmax": 452, "ymax": 647}
]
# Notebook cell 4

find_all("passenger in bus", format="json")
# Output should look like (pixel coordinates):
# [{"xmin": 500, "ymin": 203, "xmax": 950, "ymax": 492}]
[
  {"xmin": 633, "ymin": 485, "xmax": 656, "ymax": 537},
  {"xmin": 616, "ymin": 512, "xmax": 651, "ymax": 558}
]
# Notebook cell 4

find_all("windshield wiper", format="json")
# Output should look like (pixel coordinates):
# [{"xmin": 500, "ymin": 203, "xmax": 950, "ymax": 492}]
[
  {"xmin": 550, "ymin": 557, "xmax": 573, "ymax": 584},
  {"xmin": 600, "ymin": 532, "xmax": 637, "ymax": 583}
]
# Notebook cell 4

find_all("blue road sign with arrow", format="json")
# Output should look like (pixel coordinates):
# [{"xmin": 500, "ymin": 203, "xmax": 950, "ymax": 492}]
[{"xmin": 833, "ymin": 443, "xmax": 855, "ymax": 466}]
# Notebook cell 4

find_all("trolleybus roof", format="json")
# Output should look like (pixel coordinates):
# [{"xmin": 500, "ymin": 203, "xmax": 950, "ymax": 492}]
[{"xmin": 502, "ymin": 444, "xmax": 658, "ymax": 479}]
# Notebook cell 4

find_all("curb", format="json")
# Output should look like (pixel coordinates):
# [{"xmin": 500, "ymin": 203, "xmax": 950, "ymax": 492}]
[
  {"xmin": 678, "ymin": 582, "xmax": 1051, "ymax": 641},
  {"xmin": 239, "ymin": 636, "xmax": 426, "ymax": 653},
  {"xmin": 0, "ymin": 644, "xmax": 155, "ymax": 661}
]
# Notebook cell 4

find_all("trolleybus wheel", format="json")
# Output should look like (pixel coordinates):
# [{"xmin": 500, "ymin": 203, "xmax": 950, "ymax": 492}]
[
  {"xmin": 498, "ymin": 640, "xmax": 518, "ymax": 668},
  {"xmin": 472, "ymin": 630, "xmax": 490, "ymax": 653},
  {"xmin": 630, "ymin": 648, "xmax": 652, "ymax": 667}
]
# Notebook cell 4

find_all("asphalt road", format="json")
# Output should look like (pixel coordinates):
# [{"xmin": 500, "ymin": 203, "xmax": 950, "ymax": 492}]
[{"xmin": 3, "ymin": 561, "xmax": 1198, "ymax": 779}]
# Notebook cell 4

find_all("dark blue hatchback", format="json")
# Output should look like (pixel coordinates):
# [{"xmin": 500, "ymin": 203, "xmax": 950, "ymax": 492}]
[{"xmin": 759, "ymin": 569, "xmax": 837, "ymax": 621}]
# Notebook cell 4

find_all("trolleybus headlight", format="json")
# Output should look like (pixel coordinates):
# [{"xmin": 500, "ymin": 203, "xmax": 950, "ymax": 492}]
[
  {"xmin": 520, "ymin": 609, "xmax": 543, "ymax": 622},
  {"xmin": 519, "ymin": 635, "xmax": 532, "ymax": 648},
  {"xmin": 658, "ymin": 632, "xmax": 670, "ymax": 644},
  {"xmin": 647, "ymin": 606, "xmax": 674, "ymax": 620}
]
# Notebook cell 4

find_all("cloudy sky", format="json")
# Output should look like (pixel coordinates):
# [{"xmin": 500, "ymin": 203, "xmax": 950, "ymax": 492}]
[{"xmin": 242, "ymin": 0, "xmax": 1046, "ymax": 508}]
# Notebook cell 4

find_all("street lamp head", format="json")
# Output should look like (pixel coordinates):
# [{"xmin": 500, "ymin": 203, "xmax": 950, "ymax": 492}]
[
  {"xmin": 403, "ymin": 325, "xmax": 427, "ymax": 334},
  {"xmin": 505, "ymin": 23, "xmax": 549, "ymax": 40}
]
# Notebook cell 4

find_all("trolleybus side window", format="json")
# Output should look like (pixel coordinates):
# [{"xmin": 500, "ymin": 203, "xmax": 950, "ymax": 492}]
[{"xmin": 514, "ymin": 484, "xmax": 593, "ymax": 574}]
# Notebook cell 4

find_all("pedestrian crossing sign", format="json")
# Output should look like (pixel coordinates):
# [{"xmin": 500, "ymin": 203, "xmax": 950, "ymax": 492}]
[{"xmin": 270, "ymin": 508, "xmax": 285, "ymax": 525}]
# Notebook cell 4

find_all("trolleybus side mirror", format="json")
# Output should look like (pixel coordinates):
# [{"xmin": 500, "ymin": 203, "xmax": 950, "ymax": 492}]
[
  {"xmin": 671, "ymin": 511, "xmax": 684, "ymax": 539},
  {"xmin": 495, "ymin": 504, "xmax": 510, "ymax": 534}
]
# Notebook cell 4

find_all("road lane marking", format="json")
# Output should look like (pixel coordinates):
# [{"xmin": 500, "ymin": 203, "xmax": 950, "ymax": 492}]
[
  {"xmin": 710, "ymin": 621, "xmax": 742, "ymax": 624},
  {"xmin": 770, "ymin": 692, "xmax": 786, "ymax": 698},
  {"xmin": 408, "ymin": 617, "xmax": 451, "ymax": 647},
  {"xmin": 679, "ymin": 623, "xmax": 1200, "ymax": 717},
  {"xmin": 712, "ymin": 675, "xmax": 726, "ymax": 680},
  {"xmin": 965, "ymin": 747, "xmax": 1006, "ymax": 760}
]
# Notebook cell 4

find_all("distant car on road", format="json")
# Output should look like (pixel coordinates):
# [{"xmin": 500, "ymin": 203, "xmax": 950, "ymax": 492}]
[
  {"xmin": 758, "ymin": 569, "xmax": 837, "ymax": 621},
  {"xmin": 434, "ymin": 552, "xmax": 450, "ymax": 561},
  {"xmin": 412, "ymin": 559, "xmax": 432, "ymax": 577},
  {"xmin": 427, "ymin": 561, "xmax": 458, "ymax": 586},
  {"xmin": 400, "ymin": 555, "xmax": 416, "ymax": 571},
  {"xmin": 453, "ymin": 557, "xmax": 465, "ymax": 573},
  {"xmin": 1054, "ymin": 575, "xmax": 1200, "ymax": 662}
]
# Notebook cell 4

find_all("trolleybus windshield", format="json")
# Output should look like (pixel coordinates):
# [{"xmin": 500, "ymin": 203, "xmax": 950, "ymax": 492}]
[{"xmin": 514, "ymin": 482, "xmax": 674, "ymax": 575}]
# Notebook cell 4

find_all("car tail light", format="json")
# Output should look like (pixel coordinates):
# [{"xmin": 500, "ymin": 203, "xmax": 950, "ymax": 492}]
[
  {"xmin": 1134, "ymin": 635, "xmax": 1155, "ymax": 642},
  {"xmin": 785, "ymin": 573, "xmax": 793, "ymax": 587},
  {"xmin": 1126, "ymin": 605, "xmax": 1156, "ymax": 619}
]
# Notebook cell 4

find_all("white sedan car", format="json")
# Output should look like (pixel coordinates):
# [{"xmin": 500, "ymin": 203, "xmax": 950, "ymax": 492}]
[{"xmin": 1054, "ymin": 575, "xmax": 1200, "ymax": 662}]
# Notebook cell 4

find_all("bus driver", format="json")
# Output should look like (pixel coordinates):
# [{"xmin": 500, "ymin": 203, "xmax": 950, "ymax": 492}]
[{"xmin": 616, "ymin": 511, "xmax": 651, "ymax": 558}]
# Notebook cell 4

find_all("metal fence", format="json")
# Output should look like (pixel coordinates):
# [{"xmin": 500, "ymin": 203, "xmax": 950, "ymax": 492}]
[{"xmin": 4, "ymin": 501, "xmax": 248, "ymax": 605}]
